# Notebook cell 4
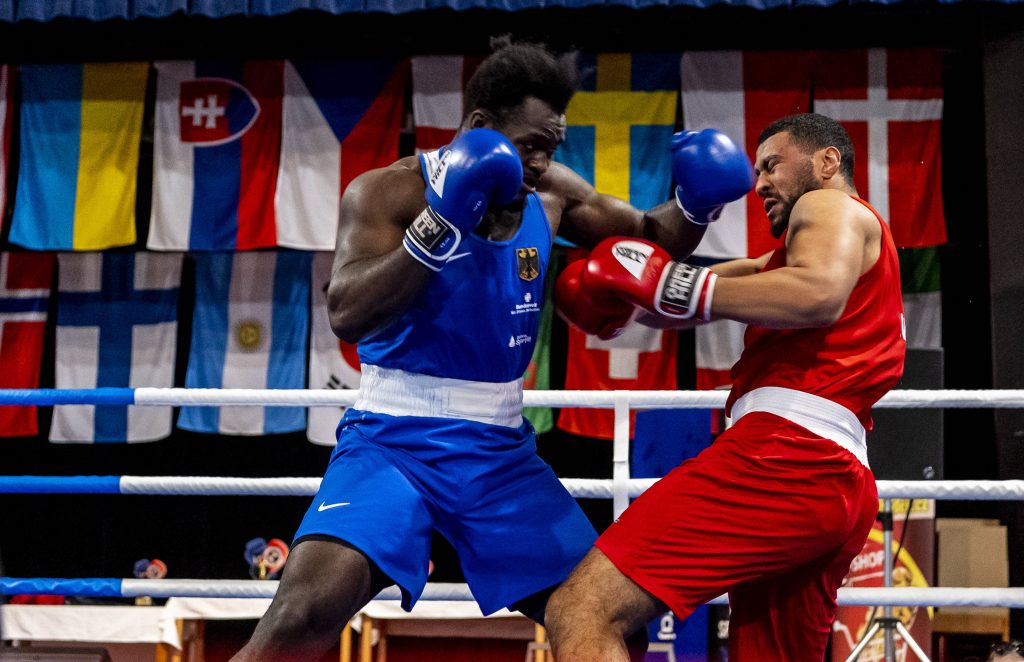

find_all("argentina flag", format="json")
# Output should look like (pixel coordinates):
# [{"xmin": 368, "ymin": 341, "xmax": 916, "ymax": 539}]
[
  {"xmin": 178, "ymin": 251, "xmax": 310, "ymax": 435},
  {"xmin": 50, "ymin": 253, "xmax": 181, "ymax": 443}
]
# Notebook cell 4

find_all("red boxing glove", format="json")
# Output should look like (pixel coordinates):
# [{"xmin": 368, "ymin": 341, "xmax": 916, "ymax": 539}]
[
  {"xmin": 554, "ymin": 258, "xmax": 636, "ymax": 340},
  {"xmin": 586, "ymin": 237, "xmax": 717, "ymax": 321}
]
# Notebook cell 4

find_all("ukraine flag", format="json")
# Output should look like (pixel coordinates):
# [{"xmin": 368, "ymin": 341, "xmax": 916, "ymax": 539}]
[{"xmin": 10, "ymin": 62, "xmax": 148, "ymax": 250}]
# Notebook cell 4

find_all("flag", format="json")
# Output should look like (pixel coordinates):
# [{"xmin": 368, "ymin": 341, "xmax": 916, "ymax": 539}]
[
  {"xmin": 9, "ymin": 63, "xmax": 148, "ymax": 251},
  {"xmin": 307, "ymin": 251, "xmax": 361, "ymax": 446},
  {"xmin": 0, "ymin": 65, "xmax": 12, "ymax": 230},
  {"xmin": 410, "ymin": 55, "xmax": 482, "ymax": 152},
  {"xmin": 681, "ymin": 50, "xmax": 812, "ymax": 260},
  {"xmin": 523, "ymin": 249, "xmax": 559, "ymax": 435},
  {"xmin": 148, "ymin": 60, "xmax": 284, "ymax": 251},
  {"xmin": 695, "ymin": 318, "xmax": 746, "ymax": 391},
  {"xmin": 632, "ymin": 409, "xmax": 712, "ymax": 478},
  {"xmin": 558, "ymin": 52, "xmax": 678, "ymax": 210},
  {"xmin": 813, "ymin": 48, "xmax": 946, "ymax": 248},
  {"xmin": 0, "ymin": 252, "xmax": 54, "ymax": 437},
  {"xmin": 682, "ymin": 51, "xmax": 812, "ymax": 391},
  {"xmin": 275, "ymin": 58, "xmax": 408, "ymax": 250},
  {"xmin": 179, "ymin": 251, "xmax": 310, "ymax": 436},
  {"xmin": 554, "ymin": 53, "xmax": 680, "ymax": 440},
  {"xmin": 148, "ymin": 59, "xmax": 407, "ymax": 252},
  {"xmin": 558, "ymin": 322, "xmax": 678, "ymax": 440},
  {"xmin": 900, "ymin": 247, "xmax": 941, "ymax": 349},
  {"xmin": 50, "ymin": 253, "xmax": 181, "ymax": 443}
]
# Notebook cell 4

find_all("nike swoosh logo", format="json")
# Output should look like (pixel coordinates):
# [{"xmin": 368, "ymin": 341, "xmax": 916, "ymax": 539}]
[
  {"xmin": 318, "ymin": 501, "xmax": 351, "ymax": 512},
  {"xmin": 448, "ymin": 252, "xmax": 471, "ymax": 262}
]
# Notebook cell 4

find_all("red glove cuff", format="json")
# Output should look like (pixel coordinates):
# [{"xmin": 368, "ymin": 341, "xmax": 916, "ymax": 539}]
[{"xmin": 654, "ymin": 263, "xmax": 717, "ymax": 321}]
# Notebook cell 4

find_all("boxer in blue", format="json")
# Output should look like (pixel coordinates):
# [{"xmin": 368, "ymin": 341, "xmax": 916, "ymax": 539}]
[{"xmin": 231, "ymin": 36, "xmax": 754, "ymax": 662}]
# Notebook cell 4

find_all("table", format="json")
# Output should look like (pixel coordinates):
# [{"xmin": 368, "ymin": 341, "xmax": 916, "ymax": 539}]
[
  {"xmin": 2, "ymin": 599, "xmax": 541, "ymax": 662},
  {"xmin": 346, "ymin": 601, "xmax": 540, "ymax": 662},
  {"xmin": 1, "ymin": 604, "xmax": 182, "ymax": 662}
]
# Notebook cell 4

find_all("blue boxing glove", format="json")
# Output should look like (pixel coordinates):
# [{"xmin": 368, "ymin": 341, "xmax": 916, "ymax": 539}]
[
  {"xmin": 404, "ymin": 128, "xmax": 523, "ymax": 271},
  {"xmin": 671, "ymin": 129, "xmax": 755, "ymax": 225}
]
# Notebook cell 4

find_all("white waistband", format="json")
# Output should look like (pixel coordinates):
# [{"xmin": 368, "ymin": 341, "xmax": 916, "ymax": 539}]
[
  {"xmin": 354, "ymin": 364, "xmax": 524, "ymax": 428},
  {"xmin": 730, "ymin": 386, "xmax": 869, "ymax": 468}
]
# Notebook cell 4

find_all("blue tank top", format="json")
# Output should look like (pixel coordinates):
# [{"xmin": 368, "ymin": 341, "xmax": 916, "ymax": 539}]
[{"xmin": 357, "ymin": 157, "xmax": 552, "ymax": 383}]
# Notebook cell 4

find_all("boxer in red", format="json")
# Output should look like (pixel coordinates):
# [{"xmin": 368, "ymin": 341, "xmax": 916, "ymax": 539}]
[{"xmin": 546, "ymin": 112, "xmax": 906, "ymax": 662}]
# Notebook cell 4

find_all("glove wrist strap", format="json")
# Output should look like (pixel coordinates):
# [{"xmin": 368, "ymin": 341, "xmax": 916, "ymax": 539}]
[
  {"xmin": 675, "ymin": 186, "xmax": 724, "ymax": 226},
  {"xmin": 403, "ymin": 206, "xmax": 462, "ymax": 272},
  {"xmin": 654, "ymin": 262, "xmax": 717, "ymax": 321}
]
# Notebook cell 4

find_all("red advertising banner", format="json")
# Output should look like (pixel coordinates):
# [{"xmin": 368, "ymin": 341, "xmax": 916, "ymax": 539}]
[{"xmin": 831, "ymin": 499, "xmax": 935, "ymax": 661}]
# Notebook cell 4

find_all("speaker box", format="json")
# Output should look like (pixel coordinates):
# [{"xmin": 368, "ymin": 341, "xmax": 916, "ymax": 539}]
[
  {"xmin": 0, "ymin": 649, "xmax": 112, "ymax": 662},
  {"xmin": 867, "ymin": 348, "xmax": 944, "ymax": 480}
]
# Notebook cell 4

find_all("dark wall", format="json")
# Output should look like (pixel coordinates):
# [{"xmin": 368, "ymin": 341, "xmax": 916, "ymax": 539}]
[
  {"xmin": 983, "ymin": 23, "xmax": 1024, "ymax": 635},
  {"xmin": 0, "ymin": 3, "xmax": 1018, "ymax": 62}
]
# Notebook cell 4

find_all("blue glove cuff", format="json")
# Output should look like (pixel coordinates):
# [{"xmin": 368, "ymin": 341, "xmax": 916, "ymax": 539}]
[
  {"xmin": 403, "ymin": 207, "xmax": 462, "ymax": 271},
  {"xmin": 675, "ymin": 186, "xmax": 724, "ymax": 225}
]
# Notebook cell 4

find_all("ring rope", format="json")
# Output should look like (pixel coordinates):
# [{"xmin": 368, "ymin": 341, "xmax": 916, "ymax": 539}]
[
  {"xmin": 1, "ymin": 388, "xmax": 1024, "ymax": 408},
  {"xmin": 3, "ymin": 476, "xmax": 1024, "ymax": 500},
  {"xmin": 3, "ymin": 578, "xmax": 1024, "ymax": 608},
  {"xmin": 6, "ymin": 388, "xmax": 1023, "ymax": 613}
]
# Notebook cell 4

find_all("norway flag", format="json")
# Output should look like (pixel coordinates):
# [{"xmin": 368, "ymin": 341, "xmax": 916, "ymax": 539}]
[
  {"xmin": 149, "ymin": 60, "xmax": 283, "ymax": 251},
  {"xmin": 0, "ymin": 252, "xmax": 54, "ymax": 437}
]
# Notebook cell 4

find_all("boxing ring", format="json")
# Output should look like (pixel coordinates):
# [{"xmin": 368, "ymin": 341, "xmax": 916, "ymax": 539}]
[{"xmin": 3, "ymin": 387, "xmax": 1024, "ymax": 610}]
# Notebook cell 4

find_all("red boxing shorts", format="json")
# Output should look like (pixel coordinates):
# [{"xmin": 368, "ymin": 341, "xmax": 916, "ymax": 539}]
[{"xmin": 597, "ymin": 411, "xmax": 878, "ymax": 662}]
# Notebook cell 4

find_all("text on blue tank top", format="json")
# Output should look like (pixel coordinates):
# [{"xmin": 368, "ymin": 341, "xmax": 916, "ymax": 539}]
[{"xmin": 358, "ymin": 158, "xmax": 552, "ymax": 383}]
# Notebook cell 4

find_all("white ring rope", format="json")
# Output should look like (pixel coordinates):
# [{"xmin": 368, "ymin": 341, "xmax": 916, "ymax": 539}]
[
  {"xmin": 4, "ymin": 477, "xmax": 1015, "ymax": 498},
  {"xmin": 46, "ymin": 477, "xmax": 1007, "ymax": 504},
  {"xmin": 127, "ymin": 388, "xmax": 1024, "ymax": 409},
  {"xmin": 113, "ymin": 581, "xmax": 1024, "ymax": 607},
  {"xmin": 8, "ymin": 387, "xmax": 1024, "ymax": 610},
  {"xmin": 119, "ymin": 476, "xmax": 322, "ymax": 496}
]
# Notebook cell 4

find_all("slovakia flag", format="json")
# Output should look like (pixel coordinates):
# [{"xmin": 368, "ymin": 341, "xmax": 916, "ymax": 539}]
[
  {"xmin": 149, "ymin": 60, "xmax": 282, "ymax": 251},
  {"xmin": 148, "ymin": 59, "xmax": 406, "ymax": 252}
]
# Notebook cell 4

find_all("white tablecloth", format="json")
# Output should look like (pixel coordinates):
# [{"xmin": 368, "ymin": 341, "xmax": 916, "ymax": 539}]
[
  {"xmin": 1, "ymin": 604, "xmax": 178, "ymax": 647},
  {"xmin": 2, "ymin": 598, "xmax": 534, "ymax": 650}
]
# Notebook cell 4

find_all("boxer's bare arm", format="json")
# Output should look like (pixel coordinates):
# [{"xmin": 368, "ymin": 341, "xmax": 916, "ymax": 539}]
[
  {"xmin": 634, "ymin": 251, "xmax": 774, "ymax": 329},
  {"xmin": 545, "ymin": 162, "xmax": 707, "ymax": 261},
  {"xmin": 326, "ymin": 162, "xmax": 431, "ymax": 343},
  {"xmin": 710, "ymin": 189, "xmax": 878, "ymax": 328}
]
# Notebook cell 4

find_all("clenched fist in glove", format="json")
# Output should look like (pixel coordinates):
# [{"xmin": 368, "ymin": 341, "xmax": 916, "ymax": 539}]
[
  {"xmin": 554, "ymin": 237, "xmax": 717, "ymax": 338},
  {"xmin": 671, "ymin": 128, "xmax": 755, "ymax": 225}
]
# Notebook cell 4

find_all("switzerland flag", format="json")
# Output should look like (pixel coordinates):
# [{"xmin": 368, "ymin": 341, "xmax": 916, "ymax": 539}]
[{"xmin": 557, "ymin": 253, "xmax": 678, "ymax": 440}]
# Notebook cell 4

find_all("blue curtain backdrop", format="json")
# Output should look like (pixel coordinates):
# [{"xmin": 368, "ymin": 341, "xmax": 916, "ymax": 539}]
[{"xmin": 0, "ymin": 0, "xmax": 1018, "ymax": 21}]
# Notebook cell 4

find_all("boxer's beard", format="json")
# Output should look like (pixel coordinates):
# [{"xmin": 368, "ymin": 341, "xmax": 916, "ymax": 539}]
[{"xmin": 770, "ymin": 159, "xmax": 822, "ymax": 238}]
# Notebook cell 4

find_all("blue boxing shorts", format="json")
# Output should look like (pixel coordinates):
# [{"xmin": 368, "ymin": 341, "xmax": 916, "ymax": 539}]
[{"xmin": 293, "ymin": 408, "xmax": 597, "ymax": 614}]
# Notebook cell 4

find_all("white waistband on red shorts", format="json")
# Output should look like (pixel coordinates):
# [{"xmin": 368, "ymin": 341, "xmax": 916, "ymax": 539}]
[
  {"xmin": 354, "ymin": 364, "xmax": 524, "ymax": 428},
  {"xmin": 729, "ymin": 386, "xmax": 869, "ymax": 468}
]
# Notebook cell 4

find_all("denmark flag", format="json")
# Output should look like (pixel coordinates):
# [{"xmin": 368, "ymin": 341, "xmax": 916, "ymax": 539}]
[{"xmin": 813, "ymin": 48, "xmax": 947, "ymax": 247}]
